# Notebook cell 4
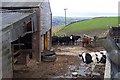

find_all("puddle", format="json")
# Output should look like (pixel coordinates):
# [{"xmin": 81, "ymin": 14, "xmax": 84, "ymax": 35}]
[
  {"xmin": 92, "ymin": 72, "xmax": 100, "ymax": 76},
  {"xmin": 51, "ymin": 64, "xmax": 102, "ymax": 79},
  {"xmin": 76, "ymin": 66, "xmax": 88, "ymax": 77},
  {"xmin": 67, "ymin": 64, "xmax": 90, "ymax": 77},
  {"xmin": 52, "ymin": 76, "xmax": 64, "ymax": 78},
  {"xmin": 68, "ymin": 64, "xmax": 77, "ymax": 71},
  {"xmin": 51, "ymin": 75, "xmax": 72, "ymax": 78}
]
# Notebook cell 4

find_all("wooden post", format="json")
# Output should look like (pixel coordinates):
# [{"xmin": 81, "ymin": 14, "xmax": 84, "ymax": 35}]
[
  {"xmin": 49, "ymin": 29, "xmax": 52, "ymax": 50},
  {"xmin": 45, "ymin": 32, "xmax": 48, "ymax": 50},
  {"xmin": 32, "ymin": 8, "xmax": 41, "ymax": 62}
]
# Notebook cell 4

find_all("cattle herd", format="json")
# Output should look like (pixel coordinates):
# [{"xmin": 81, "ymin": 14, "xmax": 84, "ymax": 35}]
[
  {"xmin": 52, "ymin": 35, "xmax": 81, "ymax": 45},
  {"xmin": 52, "ymin": 35, "xmax": 107, "ymax": 77},
  {"xmin": 52, "ymin": 35, "xmax": 107, "ymax": 64}
]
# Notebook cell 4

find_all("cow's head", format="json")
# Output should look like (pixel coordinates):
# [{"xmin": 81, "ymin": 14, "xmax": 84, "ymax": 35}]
[
  {"xmin": 79, "ymin": 52, "xmax": 84, "ymax": 57},
  {"xmin": 79, "ymin": 54, "xmax": 82, "ymax": 57}
]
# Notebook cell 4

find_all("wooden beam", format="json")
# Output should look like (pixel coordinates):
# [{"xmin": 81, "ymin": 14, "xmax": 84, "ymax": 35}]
[
  {"xmin": 13, "ymin": 50, "xmax": 21, "ymax": 56},
  {"xmin": 83, "ymin": 34, "xmax": 94, "ymax": 39},
  {"xmin": 22, "ymin": 31, "xmax": 32, "ymax": 37},
  {"xmin": 12, "ymin": 44, "xmax": 24, "ymax": 46},
  {"xmin": 1, "ymin": 7, "xmax": 39, "ymax": 10}
]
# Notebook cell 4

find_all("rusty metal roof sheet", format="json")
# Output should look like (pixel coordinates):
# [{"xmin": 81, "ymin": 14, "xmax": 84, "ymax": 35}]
[{"xmin": 0, "ymin": 12, "xmax": 33, "ymax": 30}]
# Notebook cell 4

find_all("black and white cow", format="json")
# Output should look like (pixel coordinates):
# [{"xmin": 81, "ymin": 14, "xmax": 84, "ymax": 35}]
[
  {"xmin": 99, "ymin": 51, "xmax": 107, "ymax": 64},
  {"xmin": 70, "ymin": 35, "xmax": 81, "ymax": 45},
  {"xmin": 79, "ymin": 51, "xmax": 107, "ymax": 77},
  {"xmin": 79, "ymin": 52, "xmax": 98, "ymax": 76},
  {"xmin": 79, "ymin": 52, "xmax": 98, "ymax": 64},
  {"xmin": 79, "ymin": 51, "xmax": 107, "ymax": 64},
  {"xmin": 79, "ymin": 52, "xmax": 92, "ymax": 64},
  {"xmin": 94, "ymin": 51, "xmax": 107, "ymax": 64}
]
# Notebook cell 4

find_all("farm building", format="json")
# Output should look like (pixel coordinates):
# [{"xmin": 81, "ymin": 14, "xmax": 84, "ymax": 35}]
[
  {"xmin": 0, "ymin": 0, "xmax": 52, "ymax": 79},
  {"xmin": 100, "ymin": 26, "xmax": 120, "ymax": 79}
]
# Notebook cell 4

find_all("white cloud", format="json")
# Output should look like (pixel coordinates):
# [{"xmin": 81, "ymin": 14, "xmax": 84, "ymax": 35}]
[{"xmin": 50, "ymin": 0, "xmax": 120, "ymax": 17}]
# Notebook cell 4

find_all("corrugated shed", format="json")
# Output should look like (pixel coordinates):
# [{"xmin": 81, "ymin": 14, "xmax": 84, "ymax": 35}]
[
  {"xmin": 0, "ymin": 0, "xmax": 52, "ymax": 78},
  {"xmin": 1, "ymin": 1, "xmax": 52, "ymax": 35}
]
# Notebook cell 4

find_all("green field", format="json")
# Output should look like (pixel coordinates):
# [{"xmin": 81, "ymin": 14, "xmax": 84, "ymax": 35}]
[
  {"xmin": 53, "ymin": 17, "xmax": 118, "ymax": 36},
  {"xmin": 52, "ymin": 25, "xmax": 65, "ymax": 36}
]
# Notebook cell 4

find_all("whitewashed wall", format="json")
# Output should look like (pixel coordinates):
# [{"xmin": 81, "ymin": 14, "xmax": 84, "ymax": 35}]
[
  {"xmin": 2, "ymin": 29, "xmax": 13, "ymax": 78},
  {"xmin": 40, "ymin": 2, "xmax": 52, "ymax": 35}
]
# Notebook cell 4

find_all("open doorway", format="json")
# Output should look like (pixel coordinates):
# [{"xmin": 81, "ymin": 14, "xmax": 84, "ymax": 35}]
[{"xmin": 11, "ymin": 21, "xmax": 33, "ymax": 65}]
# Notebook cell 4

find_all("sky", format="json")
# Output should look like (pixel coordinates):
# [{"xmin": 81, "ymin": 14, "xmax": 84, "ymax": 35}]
[{"xmin": 50, "ymin": 0, "xmax": 120, "ymax": 17}]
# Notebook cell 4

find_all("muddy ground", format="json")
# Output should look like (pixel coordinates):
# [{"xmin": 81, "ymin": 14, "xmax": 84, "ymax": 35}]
[{"xmin": 13, "ymin": 45, "xmax": 105, "ymax": 79}]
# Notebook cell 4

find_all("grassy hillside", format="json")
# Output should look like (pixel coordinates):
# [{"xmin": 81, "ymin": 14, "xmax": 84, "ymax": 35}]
[
  {"xmin": 52, "ymin": 25, "xmax": 65, "ymax": 35},
  {"xmin": 54, "ymin": 17, "xmax": 118, "ymax": 36}
]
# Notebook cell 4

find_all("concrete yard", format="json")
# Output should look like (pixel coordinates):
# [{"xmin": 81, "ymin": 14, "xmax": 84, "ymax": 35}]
[{"xmin": 13, "ymin": 45, "xmax": 105, "ymax": 79}]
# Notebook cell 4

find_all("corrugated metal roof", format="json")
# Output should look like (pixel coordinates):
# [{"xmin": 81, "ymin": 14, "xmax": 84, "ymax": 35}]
[
  {"xmin": 0, "ymin": 12, "xmax": 33, "ymax": 29},
  {"xmin": 1, "ymin": 2, "xmax": 41, "ymax": 8}
]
